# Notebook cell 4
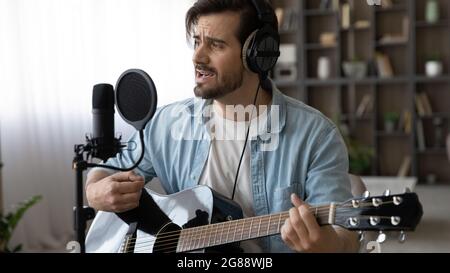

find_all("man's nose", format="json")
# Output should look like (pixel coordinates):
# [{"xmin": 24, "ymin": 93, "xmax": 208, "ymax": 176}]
[{"xmin": 192, "ymin": 44, "xmax": 209, "ymax": 64}]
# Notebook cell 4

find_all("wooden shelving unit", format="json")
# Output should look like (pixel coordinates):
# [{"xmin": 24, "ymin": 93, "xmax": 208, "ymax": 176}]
[{"xmin": 271, "ymin": 0, "xmax": 450, "ymax": 184}]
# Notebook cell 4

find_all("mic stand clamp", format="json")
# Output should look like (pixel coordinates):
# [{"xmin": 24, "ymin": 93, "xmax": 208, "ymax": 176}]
[{"xmin": 72, "ymin": 144, "xmax": 96, "ymax": 253}]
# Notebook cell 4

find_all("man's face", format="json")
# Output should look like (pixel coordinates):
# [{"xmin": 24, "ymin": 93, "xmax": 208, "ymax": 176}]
[{"xmin": 192, "ymin": 12, "xmax": 244, "ymax": 99}]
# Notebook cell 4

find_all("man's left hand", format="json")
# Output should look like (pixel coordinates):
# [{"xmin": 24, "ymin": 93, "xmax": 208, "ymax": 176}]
[{"xmin": 281, "ymin": 193, "xmax": 345, "ymax": 252}]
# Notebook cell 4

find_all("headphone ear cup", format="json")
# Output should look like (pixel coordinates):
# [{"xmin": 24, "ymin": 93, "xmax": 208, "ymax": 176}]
[
  {"xmin": 242, "ymin": 30, "xmax": 258, "ymax": 73},
  {"xmin": 243, "ymin": 26, "xmax": 280, "ymax": 76}
]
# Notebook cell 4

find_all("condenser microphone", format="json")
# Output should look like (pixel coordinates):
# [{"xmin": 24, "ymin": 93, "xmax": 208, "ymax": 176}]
[{"xmin": 90, "ymin": 84, "xmax": 122, "ymax": 161}]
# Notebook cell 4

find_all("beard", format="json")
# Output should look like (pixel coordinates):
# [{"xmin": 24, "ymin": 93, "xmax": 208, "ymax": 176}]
[{"xmin": 194, "ymin": 65, "xmax": 244, "ymax": 99}]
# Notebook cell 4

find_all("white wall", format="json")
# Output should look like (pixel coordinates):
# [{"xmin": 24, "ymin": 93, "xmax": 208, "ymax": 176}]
[{"xmin": 0, "ymin": 0, "xmax": 195, "ymax": 251}]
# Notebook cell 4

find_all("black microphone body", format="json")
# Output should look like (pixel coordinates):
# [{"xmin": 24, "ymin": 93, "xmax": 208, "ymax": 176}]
[{"xmin": 91, "ymin": 84, "xmax": 121, "ymax": 161}]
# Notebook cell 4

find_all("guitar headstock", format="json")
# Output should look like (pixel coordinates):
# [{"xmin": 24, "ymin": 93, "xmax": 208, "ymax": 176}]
[{"xmin": 335, "ymin": 190, "xmax": 423, "ymax": 236}]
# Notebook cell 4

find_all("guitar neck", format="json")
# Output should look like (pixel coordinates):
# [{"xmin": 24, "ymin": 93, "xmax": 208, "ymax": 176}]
[{"xmin": 177, "ymin": 203, "xmax": 336, "ymax": 252}]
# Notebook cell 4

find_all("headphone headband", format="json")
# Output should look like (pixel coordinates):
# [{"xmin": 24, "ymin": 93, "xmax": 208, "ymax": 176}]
[{"xmin": 251, "ymin": 0, "xmax": 276, "ymax": 24}]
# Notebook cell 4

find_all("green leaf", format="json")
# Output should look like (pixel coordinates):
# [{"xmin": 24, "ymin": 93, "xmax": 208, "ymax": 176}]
[
  {"xmin": 7, "ymin": 195, "xmax": 42, "ymax": 231},
  {"xmin": 0, "ymin": 195, "xmax": 42, "ymax": 253}
]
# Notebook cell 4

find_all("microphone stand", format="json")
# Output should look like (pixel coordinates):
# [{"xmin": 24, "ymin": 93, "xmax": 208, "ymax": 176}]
[
  {"xmin": 72, "ymin": 144, "xmax": 96, "ymax": 254},
  {"xmin": 72, "ymin": 131, "xmax": 143, "ymax": 253}
]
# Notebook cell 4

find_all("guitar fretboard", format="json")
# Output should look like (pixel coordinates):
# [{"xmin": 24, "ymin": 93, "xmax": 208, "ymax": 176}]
[{"xmin": 177, "ymin": 205, "xmax": 333, "ymax": 252}]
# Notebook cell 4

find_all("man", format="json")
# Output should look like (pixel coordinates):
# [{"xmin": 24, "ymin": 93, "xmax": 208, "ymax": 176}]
[{"xmin": 86, "ymin": 0, "xmax": 359, "ymax": 253}]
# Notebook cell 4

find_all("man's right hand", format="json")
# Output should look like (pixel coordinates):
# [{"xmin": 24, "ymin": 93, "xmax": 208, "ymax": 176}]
[{"xmin": 86, "ymin": 171, "xmax": 145, "ymax": 213}]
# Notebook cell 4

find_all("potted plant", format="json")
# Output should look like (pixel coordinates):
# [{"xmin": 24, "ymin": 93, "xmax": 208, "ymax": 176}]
[
  {"xmin": 0, "ymin": 195, "xmax": 42, "ymax": 253},
  {"xmin": 425, "ymin": 53, "xmax": 443, "ymax": 77},
  {"xmin": 384, "ymin": 112, "xmax": 400, "ymax": 133},
  {"xmin": 342, "ymin": 57, "xmax": 367, "ymax": 79},
  {"xmin": 335, "ymin": 119, "xmax": 374, "ymax": 175}
]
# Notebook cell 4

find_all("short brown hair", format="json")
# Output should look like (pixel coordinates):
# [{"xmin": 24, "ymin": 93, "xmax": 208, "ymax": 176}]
[{"xmin": 185, "ymin": 0, "xmax": 278, "ymax": 47}]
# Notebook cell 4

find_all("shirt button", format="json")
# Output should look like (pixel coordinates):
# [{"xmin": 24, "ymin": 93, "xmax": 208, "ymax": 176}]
[{"xmin": 191, "ymin": 175, "xmax": 197, "ymax": 180}]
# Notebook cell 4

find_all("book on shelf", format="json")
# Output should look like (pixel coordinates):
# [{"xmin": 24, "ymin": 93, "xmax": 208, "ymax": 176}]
[
  {"xmin": 381, "ymin": 0, "xmax": 393, "ymax": 8},
  {"xmin": 341, "ymin": 3, "xmax": 350, "ymax": 29},
  {"xmin": 375, "ymin": 52, "xmax": 394, "ymax": 78},
  {"xmin": 401, "ymin": 110, "xmax": 413, "ymax": 134},
  {"xmin": 356, "ymin": 94, "xmax": 373, "ymax": 118},
  {"xmin": 416, "ymin": 120, "xmax": 426, "ymax": 151},
  {"xmin": 420, "ymin": 92, "xmax": 433, "ymax": 115},
  {"xmin": 397, "ymin": 155, "xmax": 411, "ymax": 177},
  {"xmin": 415, "ymin": 92, "xmax": 433, "ymax": 116},
  {"xmin": 377, "ymin": 17, "xmax": 409, "ymax": 44},
  {"xmin": 277, "ymin": 8, "xmax": 297, "ymax": 32},
  {"xmin": 319, "ymin": 0, "xmax": 331, "ymax": 10},
  {"xmin": 331, "ymin": 0, "xmax": 339, "ymax": 11}
]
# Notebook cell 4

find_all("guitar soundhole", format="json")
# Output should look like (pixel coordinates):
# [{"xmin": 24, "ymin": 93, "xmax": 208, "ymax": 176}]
[{"xmin": 153, "ymin": 223, "xmax": 182, "ymax": 253}]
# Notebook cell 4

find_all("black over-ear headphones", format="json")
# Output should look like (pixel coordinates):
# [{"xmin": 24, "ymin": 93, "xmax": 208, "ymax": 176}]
[{"xmin": 242, "ymin": 0, "xmax": 280, "ymax": 79}]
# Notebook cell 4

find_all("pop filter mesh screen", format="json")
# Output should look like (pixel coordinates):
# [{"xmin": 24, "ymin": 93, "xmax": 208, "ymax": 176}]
[{"xmin": 116, "ymin": 72, "xmax": 152, "ymax": 122}]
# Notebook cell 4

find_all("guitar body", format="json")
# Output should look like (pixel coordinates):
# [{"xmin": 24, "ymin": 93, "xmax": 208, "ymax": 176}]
[{"xmin": 85, "ymin": 185, "xmax": 243, "ymax": 253}]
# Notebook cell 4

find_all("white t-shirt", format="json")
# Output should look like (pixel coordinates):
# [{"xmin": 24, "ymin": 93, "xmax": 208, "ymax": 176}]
[{"xmin": 198, "ymin": 104, "xmax": 269, "ymax": 253}]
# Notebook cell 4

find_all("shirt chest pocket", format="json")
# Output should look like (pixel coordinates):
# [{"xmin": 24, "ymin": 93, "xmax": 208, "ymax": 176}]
[{"xmin": 270, "ymin": 183, "xmax": 302, "ymax": 212}]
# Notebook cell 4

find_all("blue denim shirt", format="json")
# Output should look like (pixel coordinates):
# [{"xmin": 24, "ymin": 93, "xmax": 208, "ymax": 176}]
[{"xmin": 105, "ymin": 80, "xmax": 352, "ymax": 253}]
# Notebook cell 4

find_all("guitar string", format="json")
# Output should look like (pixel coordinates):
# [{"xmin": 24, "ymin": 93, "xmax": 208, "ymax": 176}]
[
  {"xmin": 126, "ymin": 214, "xmax": 396, "ymax": 253},
  {"xmin": 122, "ymin": 202, "xmax": 389, "ymax": 253},
  {"xmin": 123, "ymin": 205, "xmax": 334, "ymax": 245},
  {"xmin": 123, "ymin": 200, "xmax": 391, "ymax": 245},
  {"xmin": 124, "ymin": 210, "xmax": 323, "ymax": 253}
]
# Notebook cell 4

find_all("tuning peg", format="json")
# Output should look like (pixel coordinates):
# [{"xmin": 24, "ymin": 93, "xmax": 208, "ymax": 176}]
[
  {"xmin": 370, "ymin": 216, "xmax": 380, "ymax": 226},
  {"xmin": 372, "ymin": 198, "xmax": 382, "ymax": 207},
  {"xmin": 398, "ymin": 231, "xmax": 407, "ymax": 243},
  {"xmin": 358, "ymin": 231, "xmax": 365, "ymax": 242},
  {"xmin": 363, "ymin": 191, "xmax": 370, "ymax": 198},
  {"xmin": 384, "ymin": 189, "xmax": 391, "ymax": 196},
  {"xmin": 404, "ymin": 187, "xmax": 411, "ymax": 193},
  {"xmin": 377, "ymin": 231, "xmax": 386, "ymax": 244},
  {"xmin": 393, "ymin": 196, "xmax": 403, "ymax": 206},
  {"xmin": 349, "ymin": 217, "xmax": 359, "ymax": 227},
  {"xmin": 391, "ymin": 216, "xmax": 401, "ymax": 226},
  {"xmin": 352, "ymin": 199, "xmax": 360, "ymax": 208}
]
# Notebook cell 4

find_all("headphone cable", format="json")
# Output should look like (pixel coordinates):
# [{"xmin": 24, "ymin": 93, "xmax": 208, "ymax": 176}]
[{"xmin": 230, "ymin": 82, "xmax": 262, "ymax": 201}]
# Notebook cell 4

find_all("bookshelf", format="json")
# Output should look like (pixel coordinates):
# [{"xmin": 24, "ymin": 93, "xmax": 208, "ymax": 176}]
[{"xmin": 271, "ymin": 0, "xmax": 450, "ymax": 185}]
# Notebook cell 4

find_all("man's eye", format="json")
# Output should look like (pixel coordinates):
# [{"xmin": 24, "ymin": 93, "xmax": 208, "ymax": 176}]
[
  {"xmin": 194, "ymin": 40, "xmax": 200, "ymax": 48},
  {"xmin": 211, "ymin": 42, "xmax": 222, "ymax": 49}
]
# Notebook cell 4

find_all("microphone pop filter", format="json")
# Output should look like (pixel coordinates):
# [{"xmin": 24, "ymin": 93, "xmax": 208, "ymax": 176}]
[{"xmin": 115, "ymin": 69, "xmax": 158, "ymax": 131}]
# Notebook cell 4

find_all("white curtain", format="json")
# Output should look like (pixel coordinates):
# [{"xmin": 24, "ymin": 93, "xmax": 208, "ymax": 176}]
[{"xmin": 0, "ymin": 0, "xmax": 195, "ymax": 252}]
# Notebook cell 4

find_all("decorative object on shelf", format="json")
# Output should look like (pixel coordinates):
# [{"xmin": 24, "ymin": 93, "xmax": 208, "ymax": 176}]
[
  {"xmin": 319, "ymin": 32, "xmax": 336, "ymax": 47},
  {"xmin": 354, "ymin": 20, "xmax": 370, "ymax": 29},
  {"xmin": 433, "ymin": 117, "xmax": 444, "ymax": 148},
  {"xmin": 426, "ymin": 173, "xmax": 437, "ymax": 185},
  {"xmin": 384, "ymin": 112, "xmax": 400, "ymax": 133},
  {"xmin": 0, "ymin": 195, "xmax": 42, "ymax": 253},
  {"xmin": 425, "ymin": 54, "xmax": 443, "ymax": 77},
  {"xmin": 425, "ymin": 0, "xmax": 440, "ymax": 24},
  {"xmin": 318, "ymin": 57, "xmax": 331, "ymax": 80},
  {"xmin": 342, "ymin": 58, "xmax": 367, "ymax": 79},
  {"xmin": 274, "ymin": 44, "xmax": 297, "ymax": 82}
]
